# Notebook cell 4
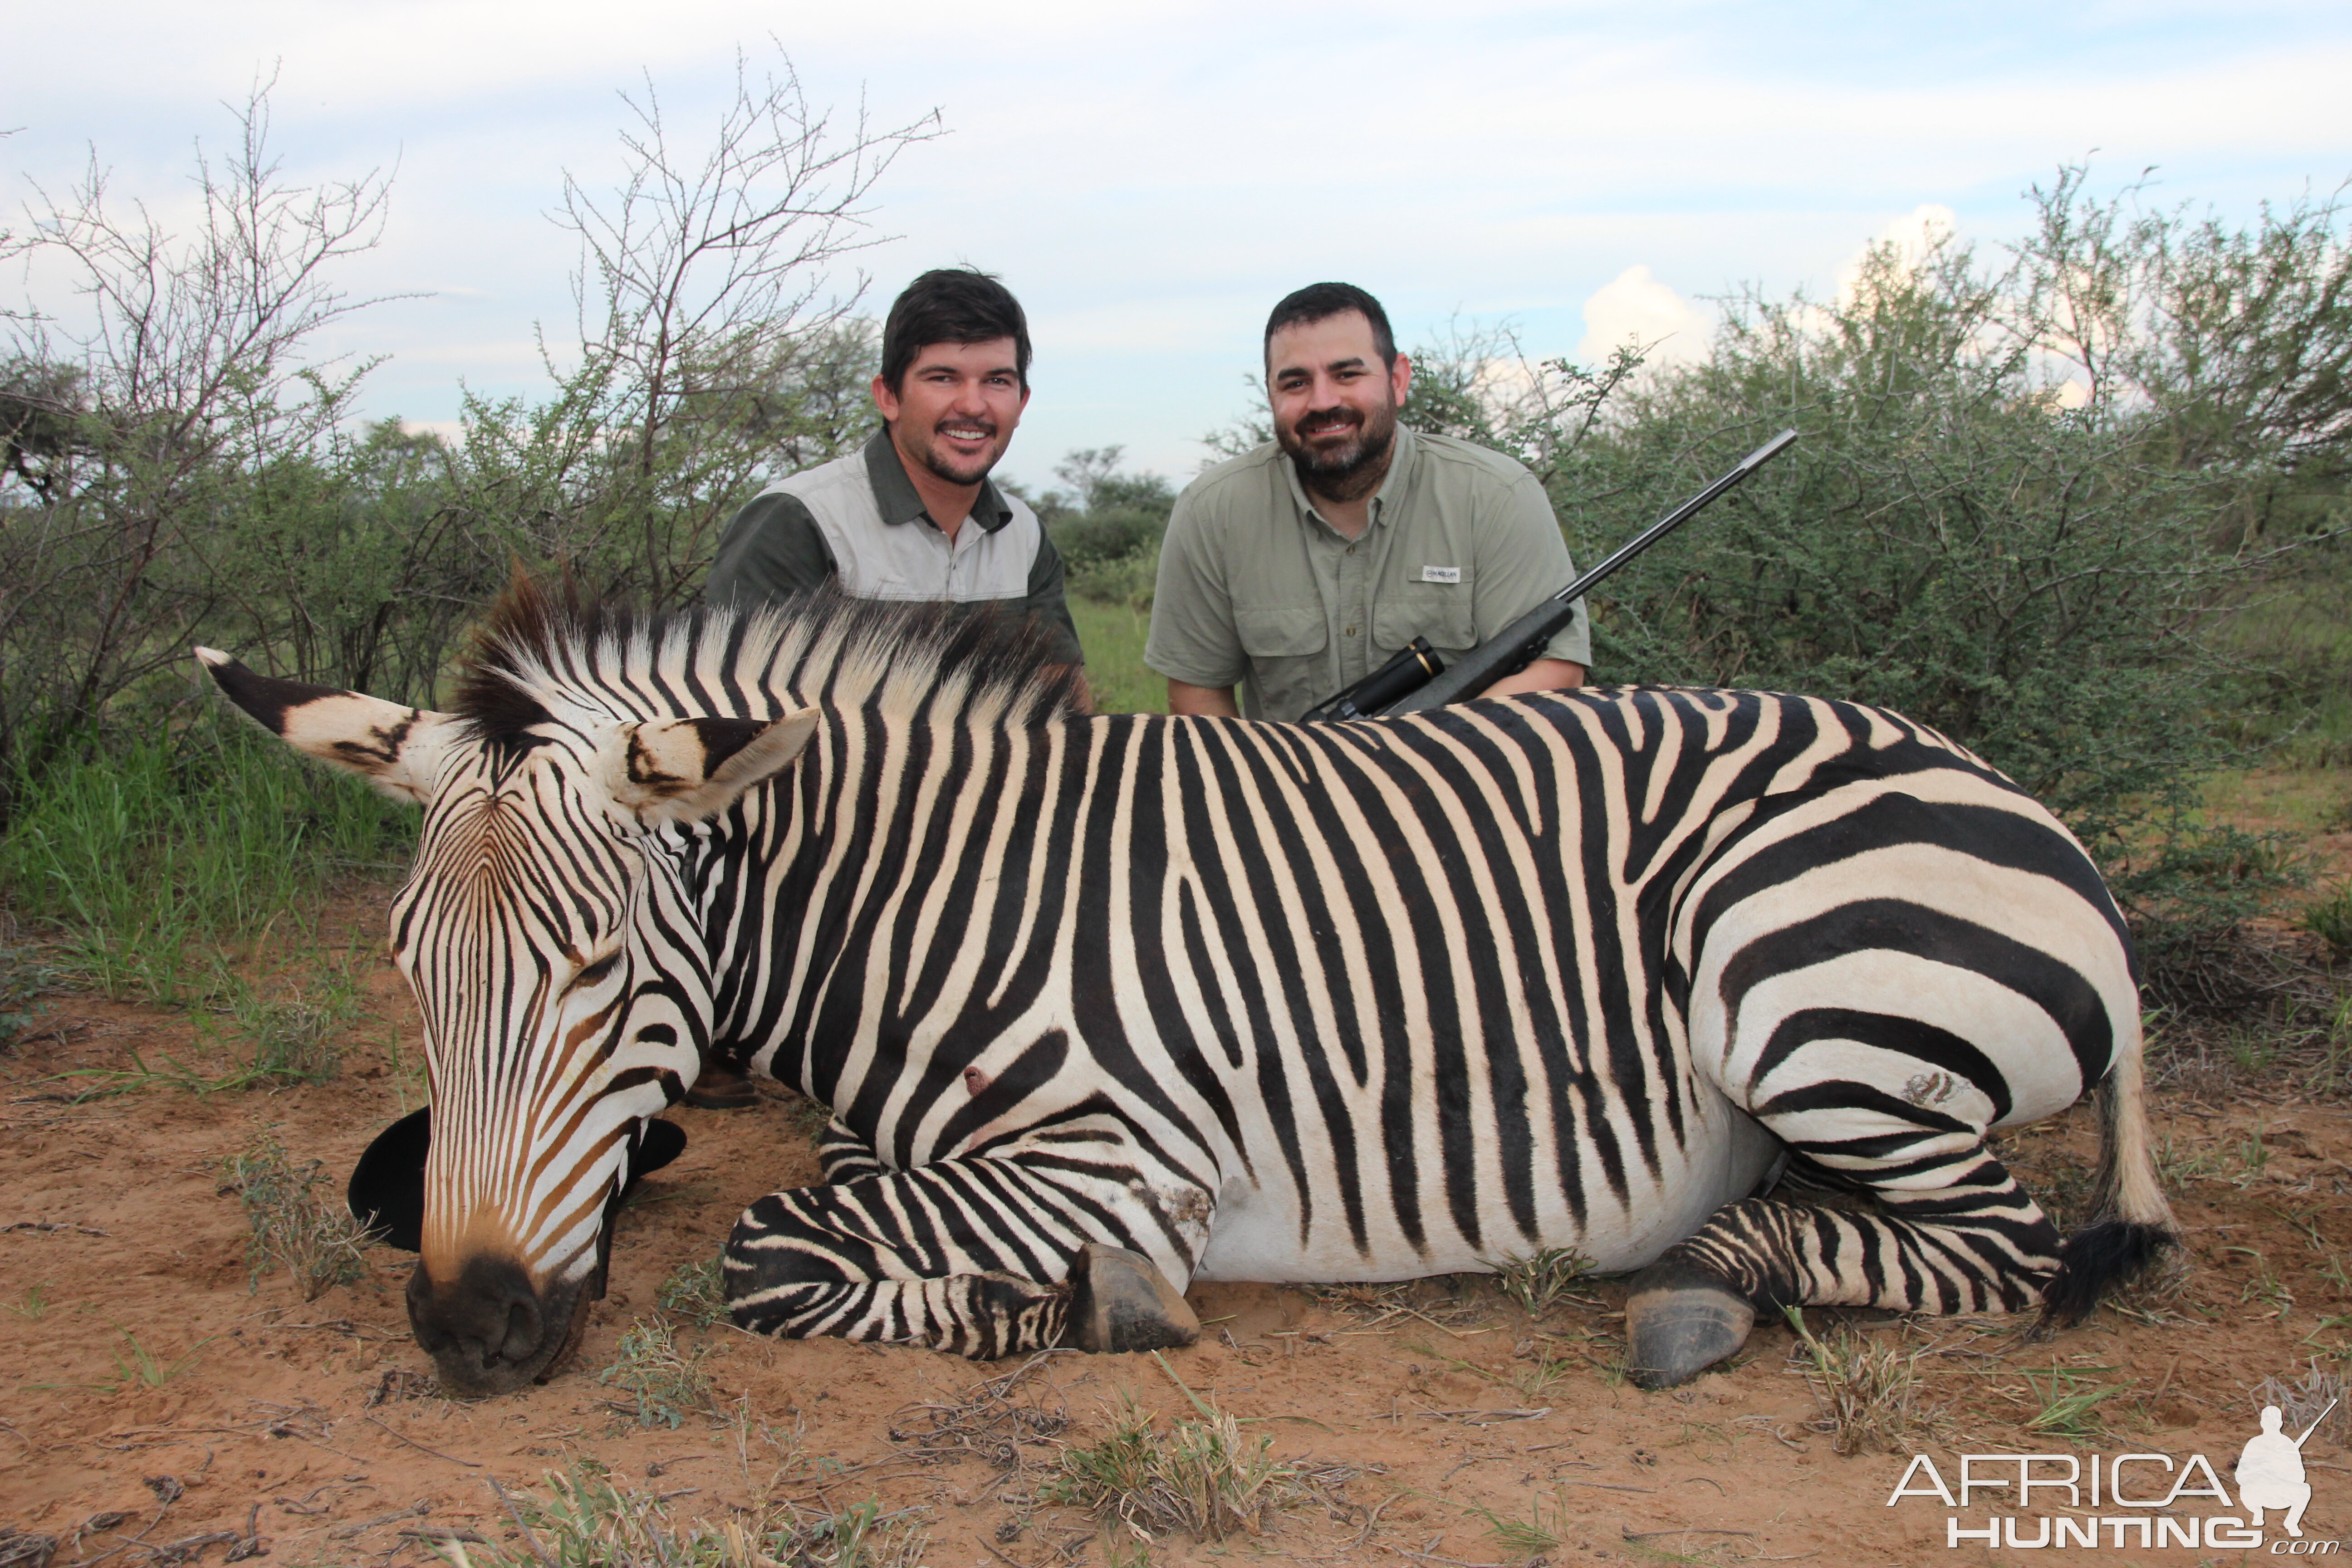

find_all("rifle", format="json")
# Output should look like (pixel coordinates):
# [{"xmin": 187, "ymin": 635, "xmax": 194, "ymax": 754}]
[{"xmin": 1299, "ymin": 429, "xmax": 1798, "ymax": 722}]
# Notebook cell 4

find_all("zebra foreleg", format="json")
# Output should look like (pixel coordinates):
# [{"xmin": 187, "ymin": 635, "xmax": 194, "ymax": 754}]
[
  {"xmin": 814, "ymin": 1115, "xmax": 886, "ymax": 1184},
  {"xmin": 723, "ymin": 1154, "xmax": 1205, "ymax": 1359}
]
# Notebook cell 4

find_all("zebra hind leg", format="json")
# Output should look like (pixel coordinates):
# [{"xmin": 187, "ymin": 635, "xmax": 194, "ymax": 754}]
[
  {"xmin": 725, "ymin": 1153, "xmax": 1205, "ymax": 1359},
  {"xmin": 1626, "ymin": 1043, "xmax": 2176, "ymax": 1389},
  {"xmin": 1625, "ymin": 1141, "xmax": 2060, "ymax": 1390}
]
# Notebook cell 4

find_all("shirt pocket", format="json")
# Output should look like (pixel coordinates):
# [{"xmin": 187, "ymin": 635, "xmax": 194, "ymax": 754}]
[
  {"xmin": 1372, "ymin": 587, "xmax": 1478, "ymax": 656},
  {"xmin": 1234, "ymin": 604, "xmax": 1329, "ymax": 660}
]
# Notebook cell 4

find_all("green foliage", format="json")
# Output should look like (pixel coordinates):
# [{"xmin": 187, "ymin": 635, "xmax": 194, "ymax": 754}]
[
  {"xmin": 1376, "ymin": 169, "xmax": 2350, "ymax": 980},
  {"xmin": 654, "ymin": 1256, "xmax": 730, "ymax": 1328},
  {"xmin": 220, "ymin": 1130, "xmax": 372, "ymax": 1301},
  {"xmin": 1042, "ymin": 445, "xmax": 1176, "ymax": 616},
  {"xmin": 2305, "ymin": 885, "xmax": 2352, "ymax": 960},
  {"xmin": 598, "ymin": 1316, "xmax": 717, "ymax": 1429},
  {"xmin": 0, "ymin": 708, "xmax": 412, "ymax": 1003},
  {"xmin": 1068, "ymin": 600, "xmax": 1160, "ymax": 714},
  {"xmin": 0, "ymin": 944, "xmax": 61, "ymax": 1048}
]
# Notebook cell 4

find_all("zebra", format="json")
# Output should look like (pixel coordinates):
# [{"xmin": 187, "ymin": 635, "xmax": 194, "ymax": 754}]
[{"xmin": 196, "ymin": 581, "xmax": 2174, "ymax": 1396}]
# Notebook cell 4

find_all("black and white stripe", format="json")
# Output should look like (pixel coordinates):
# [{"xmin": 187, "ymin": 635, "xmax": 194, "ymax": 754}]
[{"xmin": 205, "ymin": 586, "xmax": 2174, "ymax": 1384}]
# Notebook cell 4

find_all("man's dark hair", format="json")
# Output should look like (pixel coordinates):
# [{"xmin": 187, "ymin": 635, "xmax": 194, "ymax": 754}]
[
  {"xmin": 1264, "ymin": 282, "xmax": 1398, "ymax": 368},
  {"xmin": 880, "ymin": 268, "xmax": 1032, "ymax": 393}
]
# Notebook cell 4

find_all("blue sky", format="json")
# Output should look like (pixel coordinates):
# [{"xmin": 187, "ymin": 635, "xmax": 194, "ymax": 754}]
[{"xmin": 9, "ymin": 0, "xmax": 2350, "ymax": 490}]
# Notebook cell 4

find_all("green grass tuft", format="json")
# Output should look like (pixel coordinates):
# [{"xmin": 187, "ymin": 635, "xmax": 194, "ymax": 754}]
[
  {"xmin": 219, "ymin": 1129, "xmax": 372, "ymax": 1301},
  {"xmin": 0, "ymin": 710, "xmax": 412, "ymax": 1004}
]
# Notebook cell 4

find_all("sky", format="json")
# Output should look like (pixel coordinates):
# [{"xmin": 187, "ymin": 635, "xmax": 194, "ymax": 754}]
[{"xmin": 7, "ymin": 0, "xmax": 2351, "ymax": 491}]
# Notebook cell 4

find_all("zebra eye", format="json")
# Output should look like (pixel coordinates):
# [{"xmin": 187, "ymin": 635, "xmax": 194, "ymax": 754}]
[{"xmin": 573, "ymin": 951, "xmax": 623, "ymax": 988}]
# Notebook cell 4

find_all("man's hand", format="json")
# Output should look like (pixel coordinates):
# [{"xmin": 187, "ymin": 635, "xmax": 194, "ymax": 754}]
[
  {"xmin": 1478, "ymin": 659, "xmax": 1586, "ymax": 701},
  {"xmin": 1166, "ymin": 678, "xmax": 1241, "ymax": 718}
]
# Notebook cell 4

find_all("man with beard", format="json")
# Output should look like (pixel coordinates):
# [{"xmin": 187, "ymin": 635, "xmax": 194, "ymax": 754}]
[
  {"xmin": 708, "ymin": 266, "xmax": 1084, "ymax": 682},
  {"xmin": 1147, "ymin": 282, "xmax": 1586, "ymax": 721}
]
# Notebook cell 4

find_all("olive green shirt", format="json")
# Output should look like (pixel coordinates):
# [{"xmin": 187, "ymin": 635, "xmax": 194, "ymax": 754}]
[
  {"xmin": 706, "ymin": 429, "xmax": 1083, "ymax": 665},
  {"xmin": 1147, "ymin": 426, "xmax": 1588, "ymax": 720}
]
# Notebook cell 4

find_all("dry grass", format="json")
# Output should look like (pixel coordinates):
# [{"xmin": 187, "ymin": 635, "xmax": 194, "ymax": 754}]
[
  {"xmin": 2253, "ymin": 1360, "xmax": 2352, "ymax": 1446},
  {"xmin": 1042, "ymin": 1365, "xmax": 1359, "ymax": 1548},
  {"xmin": 441, "ymin": 1464, "xmax": 928, "ymax": 1568},
  {"xmin": 1784, "ymin": 1310, "xmax": 1942, "ymax": 1456},
  {"xmin": 1492, "ymin": 1245, "xmax": 1598, "ymax": 1317},
  {"xmin": 887, "ymin": 1349, "xmax": 1071, "ymax": 1470},
  {"xmin": 217, "ymin": 1129, "xmax": 371, "ymax": 1301}
]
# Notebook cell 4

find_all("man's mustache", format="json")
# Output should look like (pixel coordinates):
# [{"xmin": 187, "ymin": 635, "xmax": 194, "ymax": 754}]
[{"xmin": 1298, "ymin": 410, "xmax": 1362, "ymax": 436}]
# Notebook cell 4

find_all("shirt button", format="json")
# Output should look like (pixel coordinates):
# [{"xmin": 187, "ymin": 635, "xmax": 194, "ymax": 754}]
[
  {"xmin": 1346, "ymin": 544, "xmax": 1356, "ymax": 554},
  {"xmin": 1345, "ymin": 626, "xmax": 1358, "ymax": 637}
]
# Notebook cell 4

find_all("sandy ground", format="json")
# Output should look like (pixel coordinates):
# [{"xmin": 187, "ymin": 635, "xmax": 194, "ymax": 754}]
[{"xmin": 6, "ymin": 863, "xmax": 2352, "ymax": 1567}]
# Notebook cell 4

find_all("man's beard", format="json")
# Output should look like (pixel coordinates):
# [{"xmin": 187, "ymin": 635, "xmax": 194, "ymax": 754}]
[
  {"xmin": 1278, "ymin": 402, "xmax": 1397, "ymax": 502},
  {"xmin": 909, "ymin": 421, "xmax": 1003, "ymax": 486}
]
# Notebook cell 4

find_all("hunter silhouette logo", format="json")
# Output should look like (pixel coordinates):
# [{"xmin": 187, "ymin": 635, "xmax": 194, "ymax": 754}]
[{"xmin": 2239, "ymin": 1400, "xmax": 2335, "ymax": 1539}]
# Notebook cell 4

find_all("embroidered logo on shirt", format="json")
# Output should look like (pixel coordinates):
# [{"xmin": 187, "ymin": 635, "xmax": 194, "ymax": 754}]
[{"xmin": 1420, "ymin": 565, "xmax": 1462, "ymax": 583}]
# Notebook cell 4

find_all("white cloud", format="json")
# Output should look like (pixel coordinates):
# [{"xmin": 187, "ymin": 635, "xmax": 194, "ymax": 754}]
[
  {"xmin": 1835, "ymin": 204, "xmax": 1961, "ymax": 304},
  {"xmin": 1577, "ymin": 266, "xmax": 1709, "ymax": 367}
]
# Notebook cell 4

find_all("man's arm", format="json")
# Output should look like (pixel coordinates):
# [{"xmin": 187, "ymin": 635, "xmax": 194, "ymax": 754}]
[
  {"xmin": 1480, "ymin": 657, "xmax": 1585, "ymax": 700},
  {"xmin": 1144, "ymin": 489, "xmax": 1250, "ymax": 714},
  {"xmin": 1464, "ymin": 473, "xmax": 1592, "ymax": 696},
  {"xmin": 706, "ymin": 491, "xmax": 836, "ymax": 607},
  {"xmin": 1166, "ymin": 678, "xmax": 1242, "ymax": 718},
  {"xmin": 1021, "ymin": 532, "xmax": 1092, "ymax": 711}
]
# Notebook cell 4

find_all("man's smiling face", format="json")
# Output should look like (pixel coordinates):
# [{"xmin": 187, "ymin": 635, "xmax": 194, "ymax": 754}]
[
  {"xmin": 873, "ymin": 337, "xmax": 1030, "ymax": 488},
  {"xmin": 1267, "ymin": 310, "xmax": 1413, "ymax": 488}
]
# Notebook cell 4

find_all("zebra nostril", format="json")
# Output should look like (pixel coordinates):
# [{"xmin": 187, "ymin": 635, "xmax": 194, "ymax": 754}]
[{"xmin": 499, "ymin": 1298, "xmax": 542, "ymax": 1362}]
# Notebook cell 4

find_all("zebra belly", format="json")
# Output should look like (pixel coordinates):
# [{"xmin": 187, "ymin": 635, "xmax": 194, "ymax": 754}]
[{"xmin": 1189, "ymin": 1097, "xmax": 1782, "ymax": 1284}]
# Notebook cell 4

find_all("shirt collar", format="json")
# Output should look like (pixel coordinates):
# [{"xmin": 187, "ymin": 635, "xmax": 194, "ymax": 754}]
[
  {"xmin": 864, "ymin": 426, "xmax": 1016, "ymax": 533},
  {"xmin": 1280, "ymin": 421, "xmax": 1420, "ymax": 535}
]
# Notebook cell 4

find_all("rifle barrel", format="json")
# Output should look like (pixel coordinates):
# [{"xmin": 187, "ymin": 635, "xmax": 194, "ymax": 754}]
[{"xmin": 1380, "ymin": 427, "xmax": 1796, "ymax": 715}]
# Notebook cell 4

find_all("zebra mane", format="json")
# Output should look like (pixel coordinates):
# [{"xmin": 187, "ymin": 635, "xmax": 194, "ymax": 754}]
[{"xmin": 450, "ymin": 575, "xmax": 1087, "ymax": 744}]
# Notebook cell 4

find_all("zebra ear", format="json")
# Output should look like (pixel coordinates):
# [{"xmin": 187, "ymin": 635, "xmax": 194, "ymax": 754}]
[
  {"xmin": 348, "ymin": 1106, "xmax": 431, "ymax": 1251},
  {"xmin": 196, "ymin": 647, "xmax": 449, "ymax": 805},
  {"xmin": 600, "ymin": 709, "xmax": 821, "ymax": 828}
]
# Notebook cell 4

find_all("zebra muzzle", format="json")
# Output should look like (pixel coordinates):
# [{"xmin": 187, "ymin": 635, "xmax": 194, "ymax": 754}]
[{"xmin": 406, "ymin": 1254, "xmax": 586, "ymax": 1396}]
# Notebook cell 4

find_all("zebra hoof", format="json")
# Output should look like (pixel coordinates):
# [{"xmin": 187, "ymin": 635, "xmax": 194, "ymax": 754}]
[
  {"xmin": 1623, "ymin": 1265, "xmax": 1754, "ymax": 1390},
  {"xmin": 684, "ymin": 1064, "xmax": 758, "ymax": 1110},
  {"xmin": 1068, "ymin": 1243, "xmax": 1200, "ymax": 1354}
]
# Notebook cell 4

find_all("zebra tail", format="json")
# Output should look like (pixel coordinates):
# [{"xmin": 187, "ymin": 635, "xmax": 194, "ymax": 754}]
[{"xmin": 2039, "ymin": 1027, "xmax": 2180, "ymax": 1328}]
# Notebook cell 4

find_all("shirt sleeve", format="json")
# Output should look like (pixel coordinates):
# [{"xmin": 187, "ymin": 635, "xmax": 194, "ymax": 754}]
[
  {"xmin": 1021, "ymin": 532, "xmax": 1086, "ymax": 666},
  {"xmin": 1475, "ymin": 474, "xmax": 1592, "ymax": 667},
  {"xmin": 705, "ymin": 491, "xmax": 837, "ymax": 608},
  {"xmin": 1145, "ymin": 490, "xmax": 1250, "ymax": 689}
]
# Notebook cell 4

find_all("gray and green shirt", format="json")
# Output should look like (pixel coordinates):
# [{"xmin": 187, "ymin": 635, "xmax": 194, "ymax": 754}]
[
  {"xmin": 1147, "ymin": 426, "xmax": 1587, "ymax": 721},
  {"xmin": 706, "ymin": 429, "xmax": 1083, "ymax": 665}
]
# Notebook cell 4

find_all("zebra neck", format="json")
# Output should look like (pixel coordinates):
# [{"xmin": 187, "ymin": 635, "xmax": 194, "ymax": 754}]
[{"xmin": 736, "ymin": 707, "xmax": 1107, "ymax": 1113}]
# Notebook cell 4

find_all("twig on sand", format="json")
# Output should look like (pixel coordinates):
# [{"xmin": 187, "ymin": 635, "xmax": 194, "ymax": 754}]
[
  {"xmin": 363, "ymin": 1412, "xmax": 482, "ymax": 1468},
  {"xmin": 486, "ymin": 1478, "xmax": 553, "ymax": 1568}
]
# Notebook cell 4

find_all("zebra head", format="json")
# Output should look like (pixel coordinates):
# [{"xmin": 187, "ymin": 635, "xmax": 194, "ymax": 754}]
[{"xmin": 195, "ymin": 643, "xmax": 818, "ymax": 1395}]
